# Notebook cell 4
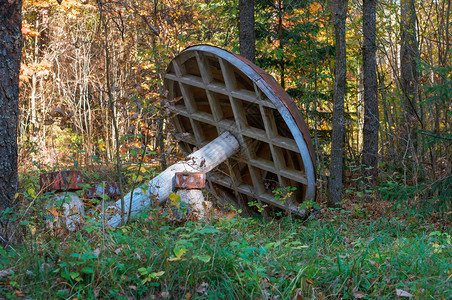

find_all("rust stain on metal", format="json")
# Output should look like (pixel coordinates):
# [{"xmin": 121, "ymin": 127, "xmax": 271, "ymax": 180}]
[
  {"xmin": 85, "ymin": 182, "xmax": 121, "ymax": 199},
  {"xmin": 174, "ymin": 172, "xmax": 206, "ymax": 189},
  {"xmin": 40, "ymin": 170, "xmax": 83, "ymax": 192}
]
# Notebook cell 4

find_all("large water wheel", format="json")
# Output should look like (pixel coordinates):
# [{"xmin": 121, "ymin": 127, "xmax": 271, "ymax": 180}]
[{"xmin": 164, "ymin": 45, "xmax": 316, "ymax": 215}]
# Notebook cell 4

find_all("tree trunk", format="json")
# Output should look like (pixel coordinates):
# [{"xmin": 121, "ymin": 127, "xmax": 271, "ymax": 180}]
[
  {"xmin": 277, "ymin": 0, "xmax": 285, "ymax": 89},
  {"xmin": 107, "ymin": 131, "xmax": 239, "ymax": 227},
  {"xmin": 362, "ymin": 0, "xmax": 379, "ymax": 192},
  {"xmin": 329, "ymin": 0, "xmax": 348, "ymax": 206},
  {"xmin": 0, "ymin": 0, "xmax": 22, "ymax": 245},
  {"xmin": 400, "ymin": 0, "xmax": 419, "ymax": 149},
  {"xmin": 239, "ymin": 0, "xmax": 255, "ymax": 63}
]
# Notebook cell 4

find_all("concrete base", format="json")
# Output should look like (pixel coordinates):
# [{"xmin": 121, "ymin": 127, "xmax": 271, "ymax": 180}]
[
  {"xmin": 46, "ymin": 192, "xmax": 85, "ymax": 231},
  {"xmin": 178, "ymin": 189, "xmax": 205, "ymax": 220}
]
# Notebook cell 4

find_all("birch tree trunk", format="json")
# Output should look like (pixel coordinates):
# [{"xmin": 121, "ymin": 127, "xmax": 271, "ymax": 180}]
[
  {"xmin": 329, "ymin": 0, "xmax": 348, "ymax": 206},
  {"xmin": 362, "ymin": 0, "xmax": 379, "ymax": 193},
  {"xmin": 0, "ymin": 0, "xmax": 22, "ymax": 245}
]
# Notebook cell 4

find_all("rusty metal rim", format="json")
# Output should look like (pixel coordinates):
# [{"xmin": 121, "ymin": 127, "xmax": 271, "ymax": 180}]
[{"xmin": 167, "ymin": 45, "xmax": 316, "ymax": 201}]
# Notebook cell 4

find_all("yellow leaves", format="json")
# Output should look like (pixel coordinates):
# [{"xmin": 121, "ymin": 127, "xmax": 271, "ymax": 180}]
[
  {"xmin": 27, "ymin": 187, "xmax": 36, "ymax": 199},
  {"xmin": 140, "ymin": 83, "xmax": 150, "ymax": 90},
  {"xmin": 151, "ymin": 271, "xmax": 165, "ymax": 278},
  {"xmin": 432, "ymin": 242, "xmax": 444, "ymax": 253},
  {"xmin": 139, "ymin": 268, "xmax": 165, "ymax": 284},
  {"xmin": 170, "ymin": 192, "xmax": 181, "ymax": 209},
  {"xmin": 193, "ymin": 255, "xmax": 211, "ymax": 263},
  {"xmin": 23, "ymin": 0, "xmax": 50, "ymax": 9},
  {"xmin": 168, "ymin": 245, "xmax": 186, "ymax": 261},
  {"xmin": 134, "ymin": 62, "xmax": 155, "ymax": 71},
  {"xmin": 46, "ymin": 207, "xmax": 62, "ymax": 217},
  {"xmin": 13, "ymin": 193, "xmax": 20, "ymax": 203}
]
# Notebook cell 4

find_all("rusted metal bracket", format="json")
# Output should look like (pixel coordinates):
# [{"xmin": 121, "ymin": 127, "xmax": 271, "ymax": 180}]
[{"xmin": 174, "ymin": 171, "xmax": 206, "ymax": 220}]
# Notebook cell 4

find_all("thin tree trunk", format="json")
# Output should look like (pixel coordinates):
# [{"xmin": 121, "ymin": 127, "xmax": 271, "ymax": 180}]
[
  {"xmin": 0, "ymin": 0, "xmax": 22, "ymax": 245},
  {"xmin": 239, "ymin": 0, "xmax": 255, "ymax": 63},
  {"xmin": 98, "ymin": 0, "xmax": 126, "ymax": 225},
  {"xmin": 362, "ymin": 0, "xmax": 379, "ymax": 193},
  {"xmin": 329, "ymin": 0, "xmax": 348, "ymax": 206},
  {"xmin": 277, "ymin": 0, "xmax": 285, "ymax": 89},
  {"xmin": 400, "ymin": 0, "xmax": 419, "ymax": 150},
  {"xmin": 153, "ymin": 0, "xmax": 167, "ymax": 170}
]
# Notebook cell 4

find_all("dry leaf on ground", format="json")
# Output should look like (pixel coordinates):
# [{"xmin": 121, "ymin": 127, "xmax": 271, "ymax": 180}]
[{"xmin": 396, "ymin": 289, "xmax": 413, "ymax": 297}]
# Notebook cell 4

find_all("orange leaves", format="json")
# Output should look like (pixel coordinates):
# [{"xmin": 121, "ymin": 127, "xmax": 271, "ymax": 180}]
[
  {"xmin": 19, "ymin": 62, "xmax": 51, "ymax": 85},
  {"xmin": 21, "ymin": 22, "xmax": 39, "ymax": 38},
  {"xmin": 309, "ymin": 2, "xmax": 323, "ymax": 15}
]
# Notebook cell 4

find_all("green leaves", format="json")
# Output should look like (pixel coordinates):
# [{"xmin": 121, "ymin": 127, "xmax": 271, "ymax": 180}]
[
  {"xmin": 168, "ymin": 246, "xmax": 187, "ymax": 261},
  {"xmin": 81, "ymin": 267, "xmax": 94, "ymax": 274},
  {"xmin": 69, "ymin": 272, "xmax": 81, "ymax": 281},
  {"xmin": 139, "ymin": 268, "xmax": 165, "ymax": 284},
  {"xmin": 193, "ymin": 255, "xmax": 211, "ymax": 263}
]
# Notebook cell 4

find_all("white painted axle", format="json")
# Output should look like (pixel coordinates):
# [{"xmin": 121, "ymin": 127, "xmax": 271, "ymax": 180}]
[{"xmin": 107, "ymin": 131, "xmax": 239, "ymax": 227}]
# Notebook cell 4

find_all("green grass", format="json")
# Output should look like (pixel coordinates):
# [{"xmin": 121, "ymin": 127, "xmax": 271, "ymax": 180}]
[{"xmin": 1, "ymin": 205, "xmax": 451, "ymax": 299}]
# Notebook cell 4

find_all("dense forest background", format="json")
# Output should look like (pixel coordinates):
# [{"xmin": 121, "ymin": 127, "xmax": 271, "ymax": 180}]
[
  {"xmin": 19, "ymin": 0, "xmax": 450, "ymax": 211},
  {"xmin": 0, "ymin": 0, "xmax": 450, "ymax": 298}
]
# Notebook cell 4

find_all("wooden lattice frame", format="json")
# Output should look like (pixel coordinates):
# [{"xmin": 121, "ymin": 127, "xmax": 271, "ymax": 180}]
[{"xmin": 164, "ymin": 45, "xmax": 316, "ymax": 214}]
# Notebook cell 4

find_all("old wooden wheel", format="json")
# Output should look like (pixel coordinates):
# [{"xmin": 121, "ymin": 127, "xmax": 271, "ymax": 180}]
[{"xmin": 165, "ymin": 45, "xmax": 316, "ymax": 215}]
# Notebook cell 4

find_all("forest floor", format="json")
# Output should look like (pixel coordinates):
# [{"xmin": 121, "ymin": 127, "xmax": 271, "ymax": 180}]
[{"xmin": 0, "ymin": 175, "xmax": 451, "ymax": 299}]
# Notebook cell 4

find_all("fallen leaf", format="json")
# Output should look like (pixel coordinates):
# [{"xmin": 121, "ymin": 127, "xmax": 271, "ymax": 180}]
[
  {"xmin": 295, "ymin": 290, "xmax": 303, "ymax": 300},
  {"xmin": 93, "ymin": 248, "xmax": 101, "ymax": 258},
  {"xmin": 0, "ymin": 267, "xmax": 14, "ymax": 279},
  {"xmin": 396, "ymin": 289, "xmax": 413, "ymax": 297},
  {"xmin": 352, "ymin": 289, "xmax": 366, "ymax": 298},
  {"xmin": 369, "ymin": 260, "xmax": 379, "ymax": 268},
  {"xmin": 225, "ymin": 211, "xmax": 236, "ymax": 220},
  {"xmin": 47, "ymin": 207, "xmax": 61, "ymax": 217},
  {"xmin": 196, "ymin": 282, "xmax": 209, "ymax": 294},
  {"xmin": 14, "ymin": 290, "xmax": 24, "ymax": 297},
  {"xmin": 184, "ymin": 292, "xmax": 191, "ymax": 299}
]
